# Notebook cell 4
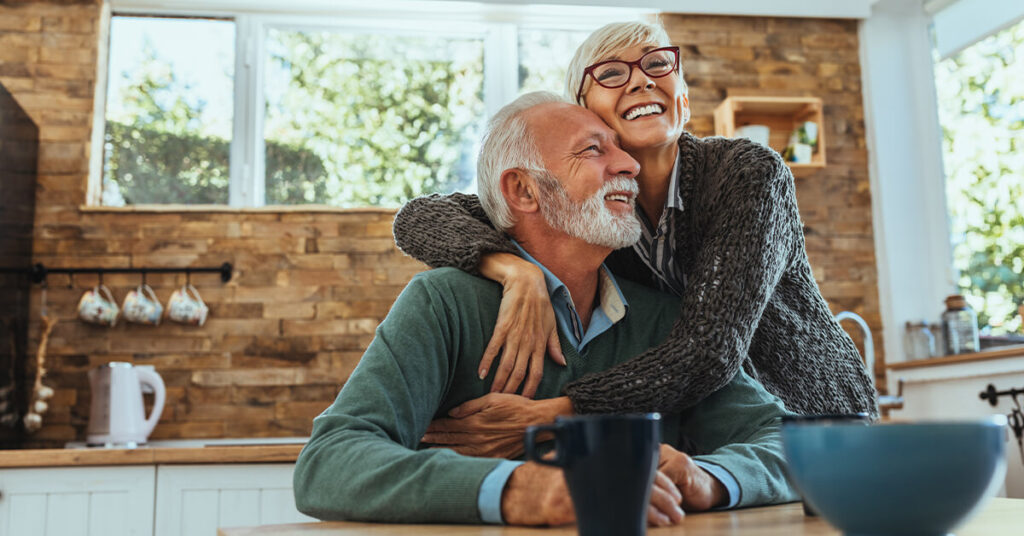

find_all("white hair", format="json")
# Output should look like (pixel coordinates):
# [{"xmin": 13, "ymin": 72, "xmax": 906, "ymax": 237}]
[
  {"xmin": 534, "ymin": 171, "xmax": 641, "ymax": 250},
  {"xmin": 477, "ymin": 91, "xmax": 569, "ymax": 232},
  {"xmin": 564, "ymin": 19, "xmax": 687, "ymax": 106}
]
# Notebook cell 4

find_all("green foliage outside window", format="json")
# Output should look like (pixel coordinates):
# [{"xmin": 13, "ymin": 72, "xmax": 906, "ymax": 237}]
[
  {"xmin": 103, "ymin": 21, "xmax": 483, "ymax": 208},
  {"xmin": 934, "ymin": 18, "xmax": 1024, "ymax": 334},
  {"xmin": 263, "ymin": 30, "xmax": 484, "ymax": 207}
]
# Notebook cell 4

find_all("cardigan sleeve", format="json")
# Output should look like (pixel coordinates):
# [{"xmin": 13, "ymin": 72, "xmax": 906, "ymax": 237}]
[
  {"xmin": 563, "ymin": 144, "xmax": 799, "ymax": 415},
  {"xmin": 392, "ymin": 192, "xmax": 518, "ymax": 274}
]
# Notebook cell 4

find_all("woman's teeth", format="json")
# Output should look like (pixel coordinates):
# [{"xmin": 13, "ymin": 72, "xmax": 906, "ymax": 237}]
[{"xmin": 624, "ymin": 104, "xmax": 664, "ymax": 121}]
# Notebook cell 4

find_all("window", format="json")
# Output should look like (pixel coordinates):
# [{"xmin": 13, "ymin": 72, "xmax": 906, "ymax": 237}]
[
  {"xmin": 517, "ymin": 28, "xmax": 590, "ymax": 95},
  {"xmin": 102, "ymin": 16, "xmax": 235, "ymax": 205},
  {"xmin": 934, "ymin": 18, "xmax": 1024, "ymax": 337},
  {"xmin": 263, "ymin": 28, "xmax": 484, "ymax": 207},
  {"xmin": 99, "ymin": 8, "xmax": 622, "ymax": 208}
]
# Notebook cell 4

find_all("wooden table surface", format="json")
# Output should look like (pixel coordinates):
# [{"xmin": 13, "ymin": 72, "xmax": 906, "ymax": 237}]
[{"xmin": 219, "ymin": 497, "xmax": 1024, "ymax": 536}]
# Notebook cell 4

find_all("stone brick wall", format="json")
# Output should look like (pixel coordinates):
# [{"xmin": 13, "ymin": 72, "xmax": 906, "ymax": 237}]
[{"xmin": 0, "ymin": 2, "xmax": 882, "ymax": 448}]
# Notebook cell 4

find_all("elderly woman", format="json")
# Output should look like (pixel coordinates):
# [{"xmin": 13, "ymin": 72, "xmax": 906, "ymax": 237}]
[{"xmin": 393, "ymin": 20, "xmax": 877, "ymax": 444}]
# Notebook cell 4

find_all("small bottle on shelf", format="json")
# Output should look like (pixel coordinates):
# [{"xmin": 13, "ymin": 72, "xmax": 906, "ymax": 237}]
[
  {"xmin": 941, "ymin": 295, "xmax": 980, "ymax": 355},
  {"xmin": 904, "ymin": 321, "xmax": 936, "ymax": 360}
]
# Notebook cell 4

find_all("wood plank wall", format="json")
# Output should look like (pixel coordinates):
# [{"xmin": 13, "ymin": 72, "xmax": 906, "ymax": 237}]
[{"xmin": 0, "ymin": 2, "xmax": 881, "ymax": 447}]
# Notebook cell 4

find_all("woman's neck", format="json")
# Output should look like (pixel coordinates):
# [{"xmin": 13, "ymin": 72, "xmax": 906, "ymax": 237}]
[{"xmin": 631, "ymin": 142, "xmax": 679, "ymax": 225}]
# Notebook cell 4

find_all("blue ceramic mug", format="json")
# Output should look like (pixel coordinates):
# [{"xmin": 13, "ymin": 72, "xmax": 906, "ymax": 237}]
[{"xmin": 525, "ymin": 413, "xmax": 660, "ymax": 536}]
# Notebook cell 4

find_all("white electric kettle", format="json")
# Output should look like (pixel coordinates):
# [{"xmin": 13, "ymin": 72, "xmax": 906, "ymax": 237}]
[{"xmin": 87, "ymin": 362, "xmax": 166, "ymax": 447}]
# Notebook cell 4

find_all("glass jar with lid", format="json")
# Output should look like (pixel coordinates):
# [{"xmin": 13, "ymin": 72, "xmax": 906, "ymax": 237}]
[
  {"xmin": 941, "ymin": 294, "xmax": 980, "ymax": 355},
  {"xmin": 904, "ymin": 321, "xmax": 936, "ymax": 360}
]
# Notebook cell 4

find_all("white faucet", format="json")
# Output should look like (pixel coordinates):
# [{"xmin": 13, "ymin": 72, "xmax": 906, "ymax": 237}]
[
  {"xmin": 835, "ymin": 311, "xmax": 874, "ymax": 374},
  {"xmin": 835, "ymin": 310, "xmax": 903, "ymax": 412}
]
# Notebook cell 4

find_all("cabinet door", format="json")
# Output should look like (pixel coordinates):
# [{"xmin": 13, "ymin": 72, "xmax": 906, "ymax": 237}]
[
  {"xmin": 154, "ymin": 464, "xmax": 313, "ymax": 536},
  {"xmin": 0, "ymin": 465, "xmax": 156, "ymax": 536}
]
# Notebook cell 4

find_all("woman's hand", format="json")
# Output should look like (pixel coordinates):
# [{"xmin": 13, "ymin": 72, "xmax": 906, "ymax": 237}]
[
  {"xmin": 478, "ymin": 253, "xmax": 566, "ymax": 398},
  {"xmin": 422, "ymin": 394, "xmax": 573, "ymax": 458}
]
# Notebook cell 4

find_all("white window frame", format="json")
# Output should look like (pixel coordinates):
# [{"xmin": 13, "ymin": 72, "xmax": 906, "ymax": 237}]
[{"xmin": 92, "ymin": 0, "xmax": 649, "ymax": 208}]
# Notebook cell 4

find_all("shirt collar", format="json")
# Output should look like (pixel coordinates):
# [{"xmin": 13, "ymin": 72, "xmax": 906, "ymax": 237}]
[{"xmin": 510, "ymin": 240, "xmax": 628, "ymax": 327}]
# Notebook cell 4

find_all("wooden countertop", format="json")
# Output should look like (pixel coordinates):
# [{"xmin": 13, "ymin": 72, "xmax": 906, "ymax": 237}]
[
  {"xmin": 217, "ymin": 498, "xmax": 1024, "ymax": 536},
  {"xmin": 0, "ymin": 443, "xmax": 304, "ymax": 468},
  {"xmin": 887, "ymin": 344, "xmax": 1024, "ymax": 371}
]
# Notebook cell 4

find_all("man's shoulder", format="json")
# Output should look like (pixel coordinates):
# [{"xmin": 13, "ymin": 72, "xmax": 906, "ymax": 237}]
[{"xmin": 408, "ymin": 267, "xmax": 502, "ymax": 300}]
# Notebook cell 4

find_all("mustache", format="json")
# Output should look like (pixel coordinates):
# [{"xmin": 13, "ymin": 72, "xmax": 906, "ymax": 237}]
[{"xmin": 597, "ymin": 176, "xmax": 639, "ymax": 199}]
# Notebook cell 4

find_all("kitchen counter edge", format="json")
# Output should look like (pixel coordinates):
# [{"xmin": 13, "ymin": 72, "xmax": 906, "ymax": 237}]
[{"xmin": 0, "ymin": 444, "xmax": 305, "ymax": 468}]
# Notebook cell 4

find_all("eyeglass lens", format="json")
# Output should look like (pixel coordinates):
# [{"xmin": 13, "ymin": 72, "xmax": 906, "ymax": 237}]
[{"xmin": 592, "ymin": 48, "xmax": 677, "ymax": 88}]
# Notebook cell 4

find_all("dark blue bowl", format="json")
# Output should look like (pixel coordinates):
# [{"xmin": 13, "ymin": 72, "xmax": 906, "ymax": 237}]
[{"xmin": 782, "ymin": 417, "xmax": 1007, "ymax": 536}]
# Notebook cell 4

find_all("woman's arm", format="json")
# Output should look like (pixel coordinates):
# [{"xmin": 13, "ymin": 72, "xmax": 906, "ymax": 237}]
[
  {"xmin": 393, "ymin": 193, "xmax": 564, "ymax": 396},
  {"xmin": 564, "ymin": 147, "xmax": 798, "ymax": 415},
  {"xmin": 392, "ymin": 192, "xmax": 518, "ymax": 273}
]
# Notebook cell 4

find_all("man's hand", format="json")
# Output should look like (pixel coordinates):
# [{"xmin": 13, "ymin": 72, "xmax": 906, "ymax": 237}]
[
  {"xmin": 502, "ymin": 463, "xmax": 686, "ymax": 527},
  {"xmin": 422, "ymin": 394, "xmax": 573, "ymax": 458},
  {"xmin": 658, "ymin": 444, "xmax": 728, "ymax": 511},
  {"xmin": 501, "ymin": 463, "xmax": 574, "ymax": 525},
  {"xmin": 649, "ymin": 471, "xmax": 687, "ymax": 526}
]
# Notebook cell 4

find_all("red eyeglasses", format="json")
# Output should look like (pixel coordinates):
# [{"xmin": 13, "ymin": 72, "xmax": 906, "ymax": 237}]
[{"xmin": 576, "ymin": 46, "xmax": 681, "ymax": 103}]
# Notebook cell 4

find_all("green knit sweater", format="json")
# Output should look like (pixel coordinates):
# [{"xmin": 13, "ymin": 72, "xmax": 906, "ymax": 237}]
[{"xmin": 293, "ymin": 268, "xmax": 797, "ymax": 524}]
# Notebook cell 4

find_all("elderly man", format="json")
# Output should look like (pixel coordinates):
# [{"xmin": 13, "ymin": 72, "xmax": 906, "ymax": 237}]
[{"xmin": 293, "ymin": 92, "xmax": 797, "ymax": 526}]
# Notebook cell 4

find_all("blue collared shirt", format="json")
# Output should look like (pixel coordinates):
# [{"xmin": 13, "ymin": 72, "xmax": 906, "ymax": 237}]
[
  {"xmin": 476, "ymin": 243, "xmax": 738, "ymax": 523},
  {"xmin": 512, "ymin": 241, "xmax": 628, "ymax": 352}
]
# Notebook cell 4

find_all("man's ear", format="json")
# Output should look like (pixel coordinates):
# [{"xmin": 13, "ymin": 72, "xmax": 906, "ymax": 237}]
[{"xmin": 500, "ymin": 169, "xmax": 540, "ymax": 214}]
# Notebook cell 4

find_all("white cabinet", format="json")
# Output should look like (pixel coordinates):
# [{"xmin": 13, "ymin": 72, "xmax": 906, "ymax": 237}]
[
  {"xmin": 154, "ymin": 464, "xmax": 313, "ymax": 536},
  {"xmin": 0, "ymin": 466, "xmax": 156, "ymax": 536},
  {"xmin": 0, "ymin": 463, "xmax": 312, "ymax": 536}
]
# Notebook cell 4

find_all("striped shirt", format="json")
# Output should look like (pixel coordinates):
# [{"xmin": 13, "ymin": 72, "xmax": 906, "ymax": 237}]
[{"xmin": 632, "ymin": 154, "xmax": 686, "ymax": 296}]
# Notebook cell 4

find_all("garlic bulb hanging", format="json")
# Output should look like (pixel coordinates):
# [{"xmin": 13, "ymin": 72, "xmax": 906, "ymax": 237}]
[
  {"xmin": 23, "ymin": 412, "xmax": 42, "ymax": 432},
  {"xmin": 23, "ymin": 310, "xmax": 57, "ymax": 434}
]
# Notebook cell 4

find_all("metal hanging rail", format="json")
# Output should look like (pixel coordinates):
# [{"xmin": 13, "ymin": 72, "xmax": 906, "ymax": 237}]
[
  {"xmin": 980, "ymin": 384, "xmax": 1024, "ymax": 407},
  {"xmin": 5, "ymin": 262, "xmax": 234, "ymax": 284}
]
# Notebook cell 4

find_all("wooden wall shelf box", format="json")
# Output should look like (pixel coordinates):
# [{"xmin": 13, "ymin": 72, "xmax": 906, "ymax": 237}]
[{"xmin": 713, "ymin": 96, "xmax": 826, "ymax": 175}]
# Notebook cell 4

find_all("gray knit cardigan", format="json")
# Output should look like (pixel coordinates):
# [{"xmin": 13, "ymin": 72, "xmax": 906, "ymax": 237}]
[{"xmin": 392, "ymin": 132, "xmax": 879, "ymax": 417}]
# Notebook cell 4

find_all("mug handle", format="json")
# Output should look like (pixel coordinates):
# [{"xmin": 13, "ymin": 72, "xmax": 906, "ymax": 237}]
[
  {"xmin": 525, "ymin": 423, "xmax": 564, "ymax": 467},
  {"xmin": 184, "ymin": 283, "xmax": 204, "ymax": 306},
  {"xmin": 141, "ymin": 284, "xmax": 160, "ymax": 306},
  {"xmin": 97, "ymin": 284, "xmax": 116, "ymax": 306},
  {"xmin": 98, "ymin": 284, "xmax": 119, "ymax": 326}
]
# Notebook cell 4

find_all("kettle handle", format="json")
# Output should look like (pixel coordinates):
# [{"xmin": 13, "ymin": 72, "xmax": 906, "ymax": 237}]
[{"xmin": 135, "ymin": 367, "xmax": 166, "ymax": 439}]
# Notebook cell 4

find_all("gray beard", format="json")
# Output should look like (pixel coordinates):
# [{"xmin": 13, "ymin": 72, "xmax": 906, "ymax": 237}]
[{"xmin": 534, "ymin": 172, "xmax": 642, "ymax": 250}]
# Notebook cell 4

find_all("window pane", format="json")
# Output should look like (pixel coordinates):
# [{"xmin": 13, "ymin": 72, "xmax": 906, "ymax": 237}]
[
  {"xmin": 263, "ymin": 29, "xmax": 484, "ymax": 207},
  {"xmin": 934, "ymin": 18, "xmax": 1024, "ymax": 337},
  {"xmin": 102, "ymin": 16, "xmax": 234, "ymax": 205},
  {"xmin": 518, "ymin": 28, "xmax": 590, "ymax": 95}
]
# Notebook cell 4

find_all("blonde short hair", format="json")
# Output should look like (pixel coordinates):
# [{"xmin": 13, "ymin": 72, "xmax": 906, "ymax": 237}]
[{"xmin": 564, "ymin": 20, "xmax": 687, "ymax": 106}]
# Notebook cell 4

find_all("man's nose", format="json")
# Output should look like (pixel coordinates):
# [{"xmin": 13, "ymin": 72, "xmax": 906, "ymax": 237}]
[{"xmin": 609, "ymin": 144, "xmax": 640, "ymax": 178}]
